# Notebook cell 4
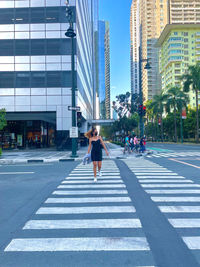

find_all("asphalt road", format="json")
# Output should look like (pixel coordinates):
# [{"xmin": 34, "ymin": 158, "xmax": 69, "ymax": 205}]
[
  {"xmin": 147, "ymin": 142, "xmax": 200, "ymax": 152},
  {"xmin": 1, "ymin": 149, "xmax": 200, "ymax": 266}
]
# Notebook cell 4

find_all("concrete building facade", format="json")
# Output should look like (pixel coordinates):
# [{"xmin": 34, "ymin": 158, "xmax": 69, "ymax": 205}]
[
  {"xmin": 156, "ymin": 24, "xmax": 200, "ymax": 108},
  {"xmin": 130, "ymin": 0, "xmax": 140, "ymax": 96}
]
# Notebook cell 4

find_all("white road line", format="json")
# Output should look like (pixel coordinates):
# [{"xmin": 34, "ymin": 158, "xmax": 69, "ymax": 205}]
[
  {"xmin": 137, "ymin": 176, "xmax": 185, "ymax": 179},
  {"xmin": 71, "ymin": 171, "xmax": 120, "ymax": 175},
  {"xmin": 183, "ymin": 237, "xmax": 200, "ymax": 250},
  {"xmin": 62, "ymin": 180, "xmax": 124, "ymax": 184},
  {"xmin": 130, "ymin": 167, "xmax": 168, "ymax": 171},
  {"xmin": 135, "ymin": 173, "xmax": 177, "ymax": 176},
  {"xmin": 152, "ymin": 197, "xmax": 200, "ymax": 202},
  {"xmin": 4, "ymin": 237, "xmax": 150, "ymax": 252},
  {"xmin": 69, "ymin": 174, "xmax": 120, "ymax": 177},
  {"xmin": 0, "ymin": 172, "xmax": 34, "ymax": 174},
  {"xmin": 66, "ymin": 176, "xmax": 121, "ymax": 179},
  {"xmin": 139, "ymin": 180, "xmax": 193, "ymax": 183},
  {"xmin": 58, "ymin": 184, "xmax": 126, "ymax": 189},
  {"xmin": 142, "ymin": 184, "xmax": 200, "ymax": 188},
  {"xmin": 52, "ymin": 190, "xmax": 128, "ymax": 195},
  {"xmin": 45, "ymin": 197, "xmax": 132, "ymax": 204},
  {"xmin": 131, "ymin": 170, "xmax": 171, "ymax": 173},
  {"xmin": 159, "ymin": 206, "xmax": 200, "ymax": 213},
  {"xmin": 169, "ymin": 218, "xmax": 200, "ymax": 228},
  {"xmin": 23, "ymin": 219, "xmax": 142, "ymax": 230},
  {"xmin": 36, "ymin": 206, "xmax": 136, "ymax": 214},
  {"xmin": 146, "ymin": 189, "xmax": 200, "ymax": 194}
]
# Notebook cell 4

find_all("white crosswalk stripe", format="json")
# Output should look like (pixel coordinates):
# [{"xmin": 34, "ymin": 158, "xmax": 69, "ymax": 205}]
[
  {"xmin": 123, "ymin": 158, "xmax": 200, "ymax": 255},
  {"xmin": 4, "ymin": 159, "xmax": 155, "ymax": 265},
  {"xmin": 147, "ymin": 151, "xmax": 200, "ymax": 158}
]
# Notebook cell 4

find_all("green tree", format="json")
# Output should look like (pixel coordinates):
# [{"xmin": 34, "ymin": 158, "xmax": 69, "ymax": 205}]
[
  {"xmin": 181, "ymin": 63, "xmax": 200, "ymax": 142},
  {"xmin": 112, "ymin": 92, "xmax": 131, "ymax": 118},
  {"xmin": 149, "ymin": 92, "xmax": 167, "ymax": 142},
  {"xmin": 0, "ymin": 109, "xmax": 6, "ymax": 130},
  {"xmin": 165, "ymin": 86, "xmax": 189, "ymax": 142}
]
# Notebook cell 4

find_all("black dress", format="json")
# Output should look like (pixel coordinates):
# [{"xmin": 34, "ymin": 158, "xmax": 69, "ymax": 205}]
[{"xmin": 91, "ymin": 139, "xmax": 102, "ymax": 162}]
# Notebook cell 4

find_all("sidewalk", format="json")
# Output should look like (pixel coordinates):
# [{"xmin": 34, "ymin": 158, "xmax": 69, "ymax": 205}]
[
  {"xmin": 0, "ymin": 143, "xmax": 154, "ymax": 165},
  {"xmin": 0, "ymin": 147, "xmax": 88, "ymax": 164}
]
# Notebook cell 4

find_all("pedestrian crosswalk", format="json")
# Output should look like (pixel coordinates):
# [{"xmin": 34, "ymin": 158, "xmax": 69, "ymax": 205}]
[
  {"xmin": 4, "ymin": 160, "xmax": 155, "ymax": 266},
  {"xmin": 124, "ymin": 158, "xmax": 200, "ymax": 261},
  {"xmin": 146, "ymin": 151, "xmax": 200, "ymax": 158}
]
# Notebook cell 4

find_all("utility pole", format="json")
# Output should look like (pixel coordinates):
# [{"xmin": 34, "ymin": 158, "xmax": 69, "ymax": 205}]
[
  {"xmin": 138, "ymin": 46, "xmax": 151, "ymax": 138},
  {"xmin": 65, "ymin": 1, "xmax": 78, "ymax": 158}
]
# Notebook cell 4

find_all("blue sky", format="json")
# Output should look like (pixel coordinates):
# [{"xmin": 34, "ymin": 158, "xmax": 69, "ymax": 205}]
[{"xmin": 99, "ymin": 0, "xmax": 132, "ymax": 102}]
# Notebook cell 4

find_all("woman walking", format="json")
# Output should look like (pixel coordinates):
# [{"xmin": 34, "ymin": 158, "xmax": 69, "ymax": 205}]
[{"xmin": 85, "ymin": 128, "xmax": 109, "ymax": 182}]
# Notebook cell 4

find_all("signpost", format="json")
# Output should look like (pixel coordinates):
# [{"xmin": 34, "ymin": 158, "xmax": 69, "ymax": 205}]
[
  {"xmin": 70, "ymin": 127, "xmax": 78, "ymax": 138},
  {"xmin": 68, "ymin": 106, "xmax": 80, "ymax": 112}
]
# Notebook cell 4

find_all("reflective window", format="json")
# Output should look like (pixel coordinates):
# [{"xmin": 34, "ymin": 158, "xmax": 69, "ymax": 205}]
[
  {"xmin": 16, "ymin": 72, "xmax": 30, "ymax": 88},
  {"xmin": 0, "ymin": 39, "xmax": 72, "ymax": 56},
  {"xmin": 31, "ymin": 72, "xmax": 46, "ymax": 87},
  {"xmin": 47, "ymin": 71, "xmax": 61, "ymax": 87},
  {"xmin": 59, "ymin": 6, "xmax": 76, "ymax": 23},
  {"xmin": 31, "ymin": 7, "xmax": 45, "ymax": 23},
  {"xmin": 0, "ymin": 72, "xmax": 15, "ymax": 88},
  {"xmin": 46, "ymin": 7, "xmax": 60, "ymax": 23},
  {"xmin": 62, "ymin": 71, "xmax": 73, "ymax": 87},
  {"xmin": 0, "ymin": 40, "xmax": 14, "ymax": 56},
  {"xmin": 31, "ymin": 39, "xmax": 46, "ymax": 55},
  {"xmin": 0, "ymin": 9, "xmax": 14, "ymax": 24},
  {"xmin": 15, "ymin": 8, "xmax": 30, "ymax": 24},
  {"xmin": 61, "ymin": 39, "xmax": 72, "ymax": 54},
  {"xmin": 46, "ymin": 39, "xmax": 60, "ymax": 55},
  {"xmin": 0, "ymin": 7, "xmax": 75, "ymax": 25},
  {"xmin": 16, "ymin": 40, "xmax": 30, "ymax": 55}
]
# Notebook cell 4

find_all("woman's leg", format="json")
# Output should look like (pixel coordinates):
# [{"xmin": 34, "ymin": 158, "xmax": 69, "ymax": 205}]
[
  {"xmin": 93, "ymin": 161, "xmax": 97, "ymax": 177},
  {"xmin": 98, "ymin": 161, "xmax": 102, "ymax": 171}
]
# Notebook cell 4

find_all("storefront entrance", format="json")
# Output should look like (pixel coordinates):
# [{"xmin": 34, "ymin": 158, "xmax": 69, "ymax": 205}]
[{"xmin": 0, "ymin": 112, "xmax": 56, "ymax": 150}]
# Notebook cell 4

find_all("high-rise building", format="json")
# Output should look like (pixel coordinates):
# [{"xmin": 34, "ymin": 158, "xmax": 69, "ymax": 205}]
[
  {"xmin": 168, "ymin": 0, "xmax": 200, "ymax": 24},
  {"xmin": 105, "ymin": 21, "xmax": 111, "ymax": 119},
  {"xmin": 130, "ymin": 0, "xmax": 140, "ymax": 96},
  {"xmin": 131, "ymin": 0, "xmax": 200, "ymax": 102},
  {"xmin": 156, "ymin": 24, "xmax": 200, "ymax": 108},
  {"xmin": 98, "ymin": 20, "xmax": 110, "ymax": 119},
  {"xmin": 139, "ymin": 0, "xmax": 168, "ymax": 101},
  {"xmin": 0, "ymin": 0, "xmax": 98, "ymax": 149}
]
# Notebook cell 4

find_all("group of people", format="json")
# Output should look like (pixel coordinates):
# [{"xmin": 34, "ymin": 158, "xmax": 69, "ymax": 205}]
[{"xmin": 124, "ymin": 135, "xmax": 146, "ymax": 154}]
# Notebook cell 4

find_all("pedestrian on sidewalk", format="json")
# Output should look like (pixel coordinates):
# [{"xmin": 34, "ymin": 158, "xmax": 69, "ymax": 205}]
[{"xmin": 85, "ymin": 128, "xmax": 109, "ymax": 182}]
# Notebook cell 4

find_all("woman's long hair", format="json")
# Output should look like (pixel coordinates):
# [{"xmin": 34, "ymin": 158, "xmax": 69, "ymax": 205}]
[{"xmin": 84, "ymin": 128, "xmax": 96, "ymax": 139}]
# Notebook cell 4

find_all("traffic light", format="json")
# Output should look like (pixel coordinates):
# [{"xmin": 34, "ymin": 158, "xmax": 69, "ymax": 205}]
[
  {"xmin": 138, "ymin": 105, "xmax": 146, "ymax": 116},
  {"xmin": 77, "ymin": 112, "xmax": 82, "ymax": 128},
  {"xmin": 138, "ymin": 105, "xmax": 143, "ymax": 116},
  {"xmin": 143, "ymin": 106, "xmax": 146, "ymax": 116}
]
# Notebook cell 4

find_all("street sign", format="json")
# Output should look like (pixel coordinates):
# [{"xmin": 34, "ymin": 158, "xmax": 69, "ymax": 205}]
[
  {"xmin": 68, "ymin": 106, "xmax": 80, "ymax": 111},
  {"xmin": 70, "ymin": 127, "xmax": 78, "ymax": 138}
]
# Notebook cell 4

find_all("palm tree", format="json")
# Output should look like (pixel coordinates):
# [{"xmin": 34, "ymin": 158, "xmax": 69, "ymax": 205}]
[
  {"xmin": 150, "ymin": 92, "xmax": 167, "ymax": 142},
  {"xmin": 181, "ymin": 63, "xmax": 200, "ymax": 142},
  {"xmin": 165, "ymin": 86, "xmax": 189, "ymax": 142}
]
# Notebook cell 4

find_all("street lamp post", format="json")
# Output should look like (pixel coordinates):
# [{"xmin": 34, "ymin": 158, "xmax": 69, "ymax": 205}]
[
  {"xmin": 65, "ymin": 1, "xmax": 78, "ymax": 158},
  {"xmin": 138, "ymin": 46, "xmax": 151, "ymax": 138}
]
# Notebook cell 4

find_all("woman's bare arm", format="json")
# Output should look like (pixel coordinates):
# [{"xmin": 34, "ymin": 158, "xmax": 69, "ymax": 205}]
[
  {"xmin": 100, "ymin": 137, "xmax": 109, "ymax": 155},
  {"xmin": 88, "ymin": 138, "xmax": 92, "ymax": 154}
]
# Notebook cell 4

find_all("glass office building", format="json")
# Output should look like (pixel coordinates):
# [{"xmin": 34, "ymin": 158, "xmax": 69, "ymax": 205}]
[
  {"xmin": 98, "ymin": 20, "xmax": 110, "ymax": 120},
  {"xmin": 0, "ymin": 0, "xmax": 98, "ymax": 149}
]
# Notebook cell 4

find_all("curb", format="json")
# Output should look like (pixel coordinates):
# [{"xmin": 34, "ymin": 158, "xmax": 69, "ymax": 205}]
[
  {"xmin": 0, "ymin": 158, "xmax": 81, "ymax": 165},
  {"xmin": 0, "ymin": 156, "xmax": 117, "ymax": 165}
]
